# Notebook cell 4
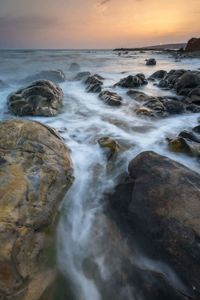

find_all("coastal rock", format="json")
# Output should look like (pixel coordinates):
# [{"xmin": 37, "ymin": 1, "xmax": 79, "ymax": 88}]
[
  {"xmin": 148, "ymin": 70, "xmax": 167, "ymax": 81},
  {"xmin": 0, "ymin": 119, "xmax": 74, "ymax": 300},
  {"xmin": 185, "ymin": 37, "xmax": 200, "ymax": 52},
  {"xmin": 74, "ymin": 71, "xmax": 91, "ymax": 81},
  {"xmin": 7, "ymin": 80, "xmax": 64, "ymax": 117},
  {"xmin": 21, "ymin": 70, "xmax": 66, "ymax": 84},
  {"xmin": 185, "ymin": 86, "xmax": 200, "ymax": 105},
  {"xmin": 158, "ymin": 70, "xmax": 200, "ymax": 96},
  {"xmin": 146, "ymin": 58, "xmax": 156, "ymax": 66},
  {"xmin": 115, "ymin": 74, "xmax": 148, "ymax": 88},
  {"xmin": 168, "ymin": 128, "xmax": 200, "ymax": 157},
  {"xmin": 99, "ymin": 90, "xmax": 122, "ymax": 106},
  {"xmin": 85, "ymin": 75, "xmax": 103, "ymax": 93},
  {"xmin": 129, "ymin": 90, "xmax": 185, "ymax": 118},
  {"xmin": 109, "ymin": 151, "xmax": 200, "ymax": 299},
  {"xmin": 98, "ymin": 137, "xmax": 120, "ymax": 160},
  {"xmin": 69, "ymin": 63, "xmax": 80, "ymax": 71}
]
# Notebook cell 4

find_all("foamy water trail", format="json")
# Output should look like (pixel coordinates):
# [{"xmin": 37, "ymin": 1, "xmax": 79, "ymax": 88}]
[{"xmin": 0, "ymin": 49, "xmax": 200, "ymax": 299}]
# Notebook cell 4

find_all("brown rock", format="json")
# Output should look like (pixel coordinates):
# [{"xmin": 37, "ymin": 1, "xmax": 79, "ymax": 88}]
[
  {"xmin": 185, "ymin": 37, "xmax": 200, "ymax": 52},
  {"xmin": 0, "ymin": 119, "xmax": 74, "ymax": 300}
]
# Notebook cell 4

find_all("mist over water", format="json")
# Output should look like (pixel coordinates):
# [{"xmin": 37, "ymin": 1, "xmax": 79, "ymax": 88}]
[{"xmin": 0, "ymin": 49, "xmax": 200, "ymax": 299}]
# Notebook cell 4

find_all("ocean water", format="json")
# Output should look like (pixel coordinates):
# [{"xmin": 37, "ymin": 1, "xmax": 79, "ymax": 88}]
[{"xmin": 0, "ymin": 50, "xmax": 200, "ymax": 299}]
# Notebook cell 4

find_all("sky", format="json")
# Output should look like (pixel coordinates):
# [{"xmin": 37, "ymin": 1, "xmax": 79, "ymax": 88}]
[{"xmin": 0, "ymin": 0, "xmax": 199, "ymax": 49}]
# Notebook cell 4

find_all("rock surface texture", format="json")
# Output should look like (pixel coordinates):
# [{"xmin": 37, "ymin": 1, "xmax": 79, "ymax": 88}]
[
  {"xmin": 185, "ymin": 37, "xmax": 200, "ymax": 52},
  {"xmin": 109, "ymin": 151, "xmax": 200, "ymax": 300},
  {"xmin": 7, "ymin": 80, "xmax": 64, "ymax": 117},
  {"xmin": 0, "ymin": 119, "xmax": 74, "ymax": 300}
]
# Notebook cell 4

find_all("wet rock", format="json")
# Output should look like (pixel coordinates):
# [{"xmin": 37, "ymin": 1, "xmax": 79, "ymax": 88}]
[
  {"xmin": 69, "ymin": 63, "xmax": 80, "ymax": 71},
  {"xmin": 135, "ymin": 106, "xmax": 156, "ymax": 117},
  {"xmin": 0, "ymin": 119, "xmax": 74, "ymax": 300},
  {"xmin": 185, "ymin": 37, "xmax": 200, "ymax": 52},
  {"xmin": 98, "ymin": 137, "xmax": 120, "ymax": 160},
  {"xmin": 115, "ymin": 74, "xmax": 148, "ymax": 88},
  {"xmin": 179, "ymin": 130, "xmax": 200, "ymax": 143},
  {"xmin": 85, "ymin": 75, "xmax": 103, "ymax": 93},
  {"xmin": 148, "ymin": 70, "xmax": 167, "ymax": 81},
  {"xmin": 7, "ymin": 80, "xmax": 64, "ymax": 117},
  {"xmin": 86, "ymin": 83, "xmax": 102, "ymax": 93},
  {"xmin": 21, "ymin": 70, "xmax": 66, "ymax": 84},
  {"xmin": 99, "ymin": 90, "xmax": 122, "ymax": 106},
  {"xmin": 158, "ymin": 70, "xmax": 200, "ymax": 96},
  {"xmin": 109, "ymin": 151, "xmax": 200, "ymax": 299},
  {"xmin": 193, "ymin": 125, "xmax": 200, "ymax": 134},
  {"xmin": 175, "ymin": 72, "xmax": 200, "ymax": 95},
  {"xmin": 168, "ymin": 137, "xmax": 193, "ymax": 155},
  {"xmin": 127, "ymin": 90, "xmax": 152, "ymax": 101},
  {"xmin": 185, "ymin": 86, "xmax": 200, "ymax": 105},
  {"xmin": 74, "ymin": 71, "xmax": 91, "ymax": 81},
  {"xmin": 146, "ymin": 58, "xmax": 156, "ymax": 66}
]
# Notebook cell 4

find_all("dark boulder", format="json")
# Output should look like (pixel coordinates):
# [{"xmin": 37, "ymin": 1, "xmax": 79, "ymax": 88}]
[
  {"xmin": 21, "ymin": 70, "xmax": 66, "ymax": 84},
  {"xmin": 109, "ymin": 151, "xmax": 200, "ymax": 299},
  {"xmin": 175, "ymin": 72, "xmax": 200, "ymax": 95},
  {"xmin": 148, "ymin": 70, "xmax": 167, "ymax": 81},
  {"xmin": 85, "ymin": 75, "xmax": 103, "ymax": 93},
  {"xmin": 99, "ymin": 90, "xmax": 122, "ymax": 106},
  {"xmin": 115, "ymin": 74, "xmax": 148, "ymax": 88},
  {"xmin": 185, "ymin": 37, "xmax": 200, "ymax": 52},
  {"xmin": 7, "ymin": 80, "xmax": 64, "ymax": 117},
  {"xmin": 146, "ymin": 58, "xmax": 156, "ymax": 66}
]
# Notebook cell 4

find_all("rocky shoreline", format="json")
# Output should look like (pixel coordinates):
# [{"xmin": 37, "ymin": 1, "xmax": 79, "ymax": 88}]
[{"xmin": 0, "ymin": 48, "xmax": 200, "ymax": 300}]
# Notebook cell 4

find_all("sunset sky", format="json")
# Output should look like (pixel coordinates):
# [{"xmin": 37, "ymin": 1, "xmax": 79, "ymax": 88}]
[{"xmin": 0, "ymin": 0, "xmax": 199, "ymax": 49}]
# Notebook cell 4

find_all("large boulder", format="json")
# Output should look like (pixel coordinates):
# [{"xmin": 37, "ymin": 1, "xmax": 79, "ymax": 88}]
[
  {"xmin": 115, "ymin": 74, "xmax": 148, "ymax": 88},
  {"xmin": 185, "ymin": 38, "xmax": 200, "ymax": 52},
  {"xmin": 0, "ymin": 119, "xmax": 74, "ymax": 300},
  {"xmin": 109, "ymin": 151, "xmax": 200, "ymax": 299},
  {"xmin": 21, "ymin": 70, "xmax": 66, "ymax": 84},
  {"xmin": 7, "ymin": 80, "xmax": 64, "ymax": 117}
]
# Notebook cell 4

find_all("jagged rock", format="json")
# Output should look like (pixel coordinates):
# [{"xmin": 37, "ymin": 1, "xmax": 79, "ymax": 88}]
[
  {"xmin": 185, "ymin": 86, "xmax": 200, "ymax": 105},
  {"xmin": 146, "ymin": 58, "xmax": 156, "ymax": 66},
  {"xmin": 127, "ymin": 90, "xmax": 152, "ymax": 101},
  {"xmin": 74, "ymin": 71, "xmax": 91, "ymax": 81},
  {"xmin": 21, "ymin": 70, "xmax": 66, "ymax": 84},
  {"xmin": 7, "ymin": 80, "xmax": 64, "ymax": 117},
  {"xmin": 148, "ymin": 70, "xmax": 167, "ymax": 81},
  {"xmin": 109, "ymin": 151, "xmax": 200, "ymax": 299},
  {"xmin": 69, "ymin": 63, "xmax": 80, "ymax": 71},
  {"xmin": 0, "ymin": 119, "xmax": 74, "ymax": 300},
  {"xmin": 185, "ymin": 37, "xmax": 200, "ymax": 52},
  {"xmin": 99, "ymin": 90, "xmax": 122, "ymax": 106},
  {"xmin": 85, "ymin": 75, "xmax": 103, "ymax": 93},
  {"xmin": 115, "ymin": 74, "xmax": 148, "ymax": 88}
]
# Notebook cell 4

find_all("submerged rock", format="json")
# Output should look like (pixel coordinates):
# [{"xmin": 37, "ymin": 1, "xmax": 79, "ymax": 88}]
[
  {"xmin": 99, "ymin": 90, "xmax": 122, "ymax": 106},
  {"xmin": 146, "ymin": 58, "xmax": 156, "ymax": 66},
  {"xmin": 148, "ymin": 70, "xmax": 167, "ymax": 81},
  {"xmin": 115, "ymin": 74, "xmax": 148, "ymax": 88},
  {"xmin": 74, "ymin": 71, "xmax": 91, "ymax": 81},
  {"xmin": 0, "ymin": 79, "xmax": 8, "ymax": 89},
  {"xmin": 98, "ymin": 136, "xmax": 120, "ymax": 160},
  {"xmin": 69, "ymin": 63, "xmax": 80, "ymax": 71},
  {"xmin": 109, "ymin": 151, "xmax": 200, "ymax": 299},
  {"xmin": 7, "ymin": 80, "xmax": 64, "ymax": 117},
  {"xmin": 21, "ymin": 70, "xmax": 66, "ymax": 84},
  {"xmin": 0, "ymin": 119, "xmax": 74, "ymax": 300}
]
